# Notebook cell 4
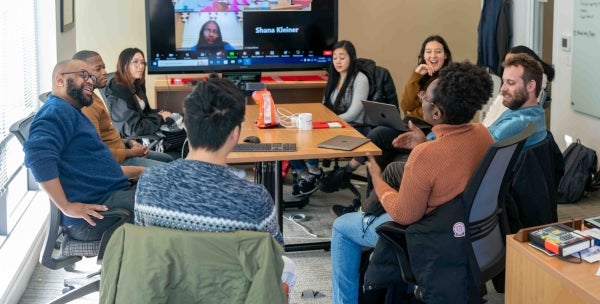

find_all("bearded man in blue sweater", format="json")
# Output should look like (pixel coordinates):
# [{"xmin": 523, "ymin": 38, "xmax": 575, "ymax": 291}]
[{"xmin": 23, "ymin": 59, "xmax": 144, "ymax": 241}]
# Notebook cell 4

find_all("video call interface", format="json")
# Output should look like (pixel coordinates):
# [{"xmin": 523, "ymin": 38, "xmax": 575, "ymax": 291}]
[{"xmin": 147, "ymin": 0, "xmax": 335, "ymax": 72}]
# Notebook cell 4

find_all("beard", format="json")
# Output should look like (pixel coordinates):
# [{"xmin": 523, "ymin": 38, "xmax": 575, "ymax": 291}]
[
  {"xmin": 502, "ymin": 87, "xmax": 528, "ymax": 110},
  {"xmin": 66, "ymin": 78, "xmax": 92, "ymax": 107}
]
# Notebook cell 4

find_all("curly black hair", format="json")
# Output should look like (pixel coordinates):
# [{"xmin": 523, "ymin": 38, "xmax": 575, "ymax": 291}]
[{"xmin": 432, "ymin": 61, "xmax": 493, "ymax": 124}]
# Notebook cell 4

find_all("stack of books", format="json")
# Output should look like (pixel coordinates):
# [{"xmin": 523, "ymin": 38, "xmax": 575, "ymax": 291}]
[{"xmin": 528, "ymin": 224, "xmax": 593, "ymax": 256}]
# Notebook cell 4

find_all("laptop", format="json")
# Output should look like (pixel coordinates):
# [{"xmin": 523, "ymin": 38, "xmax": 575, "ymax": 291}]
[
  {"xmin": 361, "ymin": 100, "xmax": 429, "ymax": 131},
  {"xmin": 317, "ymin": 135, "xmax": 371, "ymax": 151}
]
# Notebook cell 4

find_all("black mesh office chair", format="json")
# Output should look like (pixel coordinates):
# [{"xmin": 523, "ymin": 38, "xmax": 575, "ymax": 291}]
[
  {"xmin": 10, "ymin": 113, "xmax": 130, "ymax": 304},
  {"xmin": 365, "ymin": 124, "xmax": 536, "ymax": 302}
]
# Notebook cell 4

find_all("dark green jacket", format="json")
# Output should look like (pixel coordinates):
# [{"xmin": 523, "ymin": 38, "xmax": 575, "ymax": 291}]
[{"xmin": 100, "ymin": 224, "xmax": 286, "ymax": 304}]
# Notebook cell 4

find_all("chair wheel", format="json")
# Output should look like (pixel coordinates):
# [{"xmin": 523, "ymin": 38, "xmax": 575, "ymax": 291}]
[
  {"xmin": 62, "ymin": 285, "xmax": 75, "ymax": 294},
  {"xmin": 64, "ymin": 264, "xmax": 76, "ymax": 272}
]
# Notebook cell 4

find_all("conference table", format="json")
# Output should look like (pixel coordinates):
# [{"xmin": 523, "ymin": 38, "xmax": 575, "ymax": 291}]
[{"xmin": 226, "ymin": 103, "xmax": 381, "ymax": 251}]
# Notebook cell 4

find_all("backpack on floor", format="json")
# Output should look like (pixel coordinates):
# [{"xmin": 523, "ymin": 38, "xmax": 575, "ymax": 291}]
[{"xmin": 556, "ymin": 140, "xmax": 599, "ymax": 204}]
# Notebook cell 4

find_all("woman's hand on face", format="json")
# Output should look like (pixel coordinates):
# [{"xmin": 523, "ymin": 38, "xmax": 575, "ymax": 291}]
[{"xmin": 415, "ymin": 64, "xmax": 435, "ymax": 76}]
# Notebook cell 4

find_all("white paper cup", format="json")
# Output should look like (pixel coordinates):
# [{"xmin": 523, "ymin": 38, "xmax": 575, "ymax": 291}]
[{"xmin": 297, "ymin": 113, "xmax": 313, "ymax": 130}]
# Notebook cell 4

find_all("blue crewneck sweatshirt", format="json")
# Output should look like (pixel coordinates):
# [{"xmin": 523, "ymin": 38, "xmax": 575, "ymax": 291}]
[{"xmin": 23, "ymin": 95, "xmax": 129, "ymax": 225}]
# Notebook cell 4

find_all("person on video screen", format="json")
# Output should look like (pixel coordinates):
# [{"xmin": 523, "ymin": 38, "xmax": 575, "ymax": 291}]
[{"xmin": 191, "ymin": 20, "xmax": 235, "ymax": 54}]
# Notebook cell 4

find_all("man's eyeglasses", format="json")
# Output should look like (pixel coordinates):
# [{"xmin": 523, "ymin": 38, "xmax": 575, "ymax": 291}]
[
  {"xmin": 418, "ymin": 91, "xmax": 435, "ymax": 105},
  {"xmin": 61, "ymin": 70, "xmax": 97, "ymax": 84},
  {"xmin": 130, "ymin": 60, "xmax": 147, "ymax": 67},
  {"xmin": 203, "ymin": 29, "xmax": 219, "ymax": 36}
]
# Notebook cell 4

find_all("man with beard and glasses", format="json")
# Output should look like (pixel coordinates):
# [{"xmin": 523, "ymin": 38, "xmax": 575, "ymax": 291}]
[
  {"xmin": 23, "ymin": 59, "xmax": 143, "ymax": 242},
  {"xmin": 73, "ymin": 50, "xmax": 173, "ymax": 166}
]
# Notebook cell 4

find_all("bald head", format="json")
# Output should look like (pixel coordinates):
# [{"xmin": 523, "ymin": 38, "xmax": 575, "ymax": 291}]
[{"xmin": 51, "ymin": 59, "xmax": 95, "ymax": 108}]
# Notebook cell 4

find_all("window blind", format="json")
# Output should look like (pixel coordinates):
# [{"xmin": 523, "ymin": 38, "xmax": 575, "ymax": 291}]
[{"xmin": 0, "ymin": 0, "xmax": 39, "ymax": 235}]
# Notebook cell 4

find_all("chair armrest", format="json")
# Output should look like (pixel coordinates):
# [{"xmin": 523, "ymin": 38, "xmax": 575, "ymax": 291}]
[
  {"xmin": 375, "ymin": 221, "xmax": 407, "ymax": 236},
  {"xmin": 96, "ymin": 208, "xmax": 131, "ymax": 264},
  {"xmin": 375, "ymin": 222, "xmax": 417, "ymax": 285}
]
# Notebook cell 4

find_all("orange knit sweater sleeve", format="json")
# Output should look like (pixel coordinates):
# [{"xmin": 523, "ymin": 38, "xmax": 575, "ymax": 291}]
[{"xmin": 376, "ymin": 123, "xmax": 493, "ymax": 225}]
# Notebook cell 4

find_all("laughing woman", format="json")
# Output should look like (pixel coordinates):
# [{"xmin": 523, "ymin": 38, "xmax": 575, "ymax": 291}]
[{"xmin": 401, "ymin": 35, "xmax": 453, "ymax": 122}]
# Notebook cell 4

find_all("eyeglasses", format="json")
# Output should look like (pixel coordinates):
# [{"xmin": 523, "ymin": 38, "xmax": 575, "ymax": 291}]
[
  {"xmin": 61, "ymin": 69, "xmax": 97, "ymax": 84},
  {"xmin": 130, "ymin": 60, "xmax": 147, "ymax": 67},
  {"xmin": 418, "ymin": 91, "xmax": 435, "ymax": 105},
  {"xmin": 203, "ymin": 29, "xmax": 219, "ymax": 36}
]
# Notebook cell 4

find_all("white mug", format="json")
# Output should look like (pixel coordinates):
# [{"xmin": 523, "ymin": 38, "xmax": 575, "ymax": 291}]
[{"xmin": 297, "ymin": 113, "xmax": 313, "ymax": 130}]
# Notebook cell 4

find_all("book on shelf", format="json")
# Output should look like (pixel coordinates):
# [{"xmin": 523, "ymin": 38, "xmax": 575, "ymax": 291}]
[{"xmin": 528, "ymin": 223, "xmax": 593, "ymax": 256}]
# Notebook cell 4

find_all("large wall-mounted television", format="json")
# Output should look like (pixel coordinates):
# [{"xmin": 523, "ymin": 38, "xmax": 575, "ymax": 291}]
[{"xmin": 145, "ymin": 0, "xmax": 338, "ymax": 75}]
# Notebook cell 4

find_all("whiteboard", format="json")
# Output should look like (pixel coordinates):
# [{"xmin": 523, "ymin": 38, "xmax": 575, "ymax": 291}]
[{"xmin": 572, "ymin": 0, "xmax": 600, "ymax": 118}]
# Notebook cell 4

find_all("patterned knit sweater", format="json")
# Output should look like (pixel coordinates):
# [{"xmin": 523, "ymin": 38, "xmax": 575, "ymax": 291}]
[
  {"xmin": 376, "ymin": 123, "xmax": 493, "ymax": 225},
  {"xmin": 135, "ymin": 159, "xmax": 283, "ymax": 245}
]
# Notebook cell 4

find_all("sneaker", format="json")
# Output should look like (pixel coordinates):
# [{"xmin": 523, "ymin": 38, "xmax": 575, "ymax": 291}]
[
  {"xmin": 317, "ymin": 167, "xmax": 351, "ymax": 193},
  {"xmin": 291, "ymin": 170, "xmax": 322, "ymax": 197},
  {"xmin": 330, "ymin": 204, "xmax": 358, "ymax": 217},
  {"xmin": 228, "ymin": 166, "xmax": 247, "ymax": 179}
]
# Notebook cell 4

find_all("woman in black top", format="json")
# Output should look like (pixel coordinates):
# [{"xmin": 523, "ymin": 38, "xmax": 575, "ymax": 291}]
[{"xmin": 104, "ymin": 47, "xmax": 171, "ymax": 137}]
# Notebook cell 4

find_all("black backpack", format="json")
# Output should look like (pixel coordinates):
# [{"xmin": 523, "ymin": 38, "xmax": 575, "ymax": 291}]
[{"xmin": 556, "ymin": 140, "xmax": 600, "ymax": 204}]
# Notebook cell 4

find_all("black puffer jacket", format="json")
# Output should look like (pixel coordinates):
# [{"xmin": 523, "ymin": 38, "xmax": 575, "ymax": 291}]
[
  {"xmin": 357, "ymin": 58, "xmax": 399, "ymax": 107},
  {"xmin": 364, "ymin": 197, "xmax": 481, "ymax": 304}
]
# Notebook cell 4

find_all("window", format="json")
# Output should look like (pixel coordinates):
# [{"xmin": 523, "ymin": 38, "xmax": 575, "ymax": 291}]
[{"xmin": 0, "ymin": 0, "xmax": 40, "ymax": 240}]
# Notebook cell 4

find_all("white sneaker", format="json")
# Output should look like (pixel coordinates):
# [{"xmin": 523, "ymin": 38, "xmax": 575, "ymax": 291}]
[{"xmin": 228, "ymin": 167, "xmax": 247, "ymax": 179}]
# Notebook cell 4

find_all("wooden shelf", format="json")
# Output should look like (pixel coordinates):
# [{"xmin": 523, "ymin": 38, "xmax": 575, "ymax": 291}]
[{"xmin": 154, "ymin": 78, "xmax": 326, "ymax": 113}]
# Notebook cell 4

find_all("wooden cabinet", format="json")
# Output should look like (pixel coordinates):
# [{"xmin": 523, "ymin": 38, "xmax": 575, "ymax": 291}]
[{"xmin": 154, "ymin": 79, "xmax": 326, "ymax": 113}]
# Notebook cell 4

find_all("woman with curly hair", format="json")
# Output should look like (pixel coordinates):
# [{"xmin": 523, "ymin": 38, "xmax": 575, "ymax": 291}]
[{"xmin": 330, "ymin": 61, "xmax": 494, "ymax": 304}]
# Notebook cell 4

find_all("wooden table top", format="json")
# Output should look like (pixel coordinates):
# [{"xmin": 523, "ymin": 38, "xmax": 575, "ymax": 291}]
[
  {"xmin": 506, "ymin": 232, "xmax": 600, "ymax": 302},
  {"xmin": 226, "ymin": 103, "xmax": 381, "ymax": 163}
]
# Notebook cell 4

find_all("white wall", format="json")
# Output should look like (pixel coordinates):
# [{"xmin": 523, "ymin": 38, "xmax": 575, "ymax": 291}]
[
  {"xmin": 74, "ymin": 0, "xmax": 161, "ymax": 102},
  {"xmin": 511, "ymin": 1, "xmax": 533, "ymax": 47},
  {"xmin": 551, "ymin": 1, "xmax": 600, "ymax": 151}
]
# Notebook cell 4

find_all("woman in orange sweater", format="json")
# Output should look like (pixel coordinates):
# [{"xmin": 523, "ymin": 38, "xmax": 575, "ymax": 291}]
[{"xmin": 330, "ymin": 61, "xmax": 494, "ymax": 303}]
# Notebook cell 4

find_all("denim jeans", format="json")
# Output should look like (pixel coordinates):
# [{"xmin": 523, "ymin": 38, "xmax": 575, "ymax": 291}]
[
  {"xmin": 289, "ymin": 158, "xmax": 319, "ymax": 173},
  {"xmin": 331, "ymin": 211, "xmax": 392, "ymax": 304},
  {"xmin": 122, "ymin": 150, "xmax": 173, "ymax": 167},
  {"xmin": 65, "ymin": 184, "xmax": 136, "ymax": 241}
]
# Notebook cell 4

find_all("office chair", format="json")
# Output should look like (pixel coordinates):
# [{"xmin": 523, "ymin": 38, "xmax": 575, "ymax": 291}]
[
  {"xmin": 38, "ymin": 91, "xmax": 51, "ymax": 103},
  {"xmin": 10, "ymin": 113, "xmax": 130, "ymax": 304},
  {"xmin": 367, "ymin": 124, "xmax": 536, "ymax": 302},
  {"xmin": 100, "ymin": 224, "xmax": 287, "ymax": 303}
]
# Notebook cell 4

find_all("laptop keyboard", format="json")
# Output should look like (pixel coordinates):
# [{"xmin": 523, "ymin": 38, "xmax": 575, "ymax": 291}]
[{"xmin": 233, "ymin": 143, "xmax": 297, "ymax": 152}]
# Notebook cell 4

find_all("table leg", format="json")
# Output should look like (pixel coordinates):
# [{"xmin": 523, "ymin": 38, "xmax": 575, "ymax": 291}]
[{"xmin": 256, "ymin": 161, "xmax": 331, "ymax": 252}]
